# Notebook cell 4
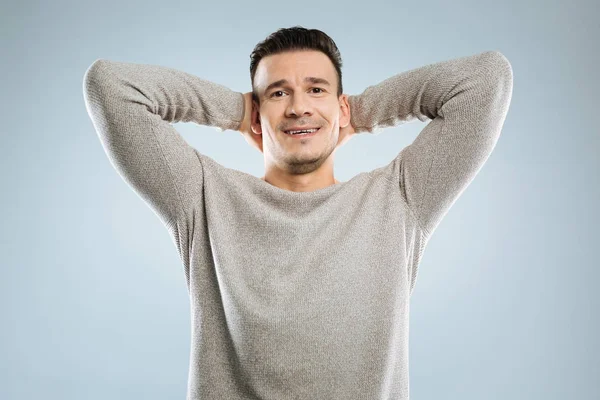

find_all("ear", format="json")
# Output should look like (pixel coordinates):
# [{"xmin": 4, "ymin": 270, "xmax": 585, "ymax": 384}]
[
  {"xmin": 251, "ymin": 100, "xmax": 262, "ymax": 135},
  {"xmin": 339, "ymin": 94, "xmax": 351, "ymax": 128}
]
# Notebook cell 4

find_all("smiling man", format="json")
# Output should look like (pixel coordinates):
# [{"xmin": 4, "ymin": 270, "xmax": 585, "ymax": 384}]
[
  {"xmin": 246, "ymin": 49, "xmax": 351, "ymax": 192},
  {"xmin": 83, "ymin": 26, "xmax": 513, "ymax": 400}
]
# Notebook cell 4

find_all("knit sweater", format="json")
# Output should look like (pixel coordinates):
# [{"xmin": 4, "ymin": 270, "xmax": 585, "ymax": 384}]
[{"xmin": 82, "ymin": 50, "xmax": 513, "ymax": 400}]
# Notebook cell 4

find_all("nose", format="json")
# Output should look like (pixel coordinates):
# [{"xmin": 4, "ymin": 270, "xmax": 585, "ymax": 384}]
[{"xmin": 285, "ymin": 93, "xmax": 313, "ymax": 117}]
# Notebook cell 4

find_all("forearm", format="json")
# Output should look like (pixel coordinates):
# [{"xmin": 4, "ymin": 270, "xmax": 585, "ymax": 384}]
[
  {"xmin": 83, "ymin": 59, "xmax": 245, "ymax": 131},
  {"xmin": 348, "ymin": 51, "xmax": 512, "ymax": 134}
]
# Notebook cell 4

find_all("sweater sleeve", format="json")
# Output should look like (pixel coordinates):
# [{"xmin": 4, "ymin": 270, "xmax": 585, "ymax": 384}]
[
  {"xmin": 348, "ymin": 51, "xmax": 513, "ymax": 238},
  {"xmin": 82, "ymin": 59, "xmax": 245, "ymax": 234}
]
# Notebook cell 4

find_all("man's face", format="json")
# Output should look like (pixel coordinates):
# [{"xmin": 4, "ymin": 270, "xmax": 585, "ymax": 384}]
[{"xmin": 251, "ymin": 50, "xmax": 349, "ymax": 174}]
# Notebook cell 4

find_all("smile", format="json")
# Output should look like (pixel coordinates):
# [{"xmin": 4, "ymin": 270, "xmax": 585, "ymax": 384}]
[{"xmin": 283, "ymin": 127, "xmax": 321, "ymax": 138}]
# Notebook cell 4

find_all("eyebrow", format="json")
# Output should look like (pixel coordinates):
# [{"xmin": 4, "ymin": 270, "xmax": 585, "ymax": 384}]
[{"xmin": 263, "ymin": 77, "xmax": 331, "ymax": 95}]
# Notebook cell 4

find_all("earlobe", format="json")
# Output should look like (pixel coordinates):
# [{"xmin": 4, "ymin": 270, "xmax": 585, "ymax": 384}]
[
  {"xmin": 251, "ymin": 104, "xmax": 262, "ymax": 135},
  {"xmin": 340, "ymin": 95, "xmax": 351, "ymax": 126}
]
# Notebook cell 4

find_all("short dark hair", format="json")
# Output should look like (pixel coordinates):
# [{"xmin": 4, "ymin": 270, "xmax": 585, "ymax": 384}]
[{"xmin": 249, "ymin": 26, "xmax": 343, "ymax": 105}]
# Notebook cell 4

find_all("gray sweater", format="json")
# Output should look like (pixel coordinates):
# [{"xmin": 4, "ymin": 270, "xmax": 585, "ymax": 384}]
[{"xmin": 82, "ymin": 50, "xmax": 513, "ymax": 400}]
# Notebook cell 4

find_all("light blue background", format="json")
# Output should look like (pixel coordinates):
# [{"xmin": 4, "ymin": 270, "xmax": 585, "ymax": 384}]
[{"xmin": 2, "ymin": 0, "xmax": 598, "ymax": 398}]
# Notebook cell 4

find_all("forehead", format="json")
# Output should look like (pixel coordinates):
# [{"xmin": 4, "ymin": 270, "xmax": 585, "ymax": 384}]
[{"xmin": 255, "ymin": 50, "xmax": 335, "ymax": 92}]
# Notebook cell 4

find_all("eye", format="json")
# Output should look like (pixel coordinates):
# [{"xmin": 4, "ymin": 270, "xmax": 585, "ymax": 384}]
[{"xmin": 270, "ymin": 88, "xmax": 325, "ymax": 98}]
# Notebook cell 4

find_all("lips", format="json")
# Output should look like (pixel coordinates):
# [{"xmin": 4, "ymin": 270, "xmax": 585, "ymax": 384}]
[
  {"xmin": 283, "ymin": 127, "xmax": 321, "ymax": 139},
  {"xmin": 283, "ymin": 126, "xmax": 320, "ymax": 133}
]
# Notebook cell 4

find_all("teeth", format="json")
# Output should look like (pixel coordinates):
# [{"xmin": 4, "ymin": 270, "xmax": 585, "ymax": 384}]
[{"xmin": 287, "ymin": 128, "xmax": 318, "ymax": 135}]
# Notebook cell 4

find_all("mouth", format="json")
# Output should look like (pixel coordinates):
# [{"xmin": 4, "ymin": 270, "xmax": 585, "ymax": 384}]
[{"xmin": 283, "ymin": 127, "xmax": 321, "ymax": 138}]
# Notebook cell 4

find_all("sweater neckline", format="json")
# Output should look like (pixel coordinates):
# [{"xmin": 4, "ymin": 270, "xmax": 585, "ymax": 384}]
[{"xmin": 254, "ymin": 174, "xmax": 345, "ymax": 196}]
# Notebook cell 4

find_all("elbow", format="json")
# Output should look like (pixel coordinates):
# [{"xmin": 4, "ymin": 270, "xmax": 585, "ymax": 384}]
[
  {"xmin": 478, "ymin": 51, "xmax": 513, "ymax": 102},
  {"xmin": 82, "ymin": 58, "xmax": 118, "ymax": 118},
  {"xmin": 482, "ymin": 50, "xmax": 513, "ymax": 85},
  {"xmin": 83, "ymin": 59, "xmax": 113, "ymax": 95}
]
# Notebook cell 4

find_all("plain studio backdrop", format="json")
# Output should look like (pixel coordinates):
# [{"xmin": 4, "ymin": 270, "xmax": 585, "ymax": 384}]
[{"xmin": 1, "ymin": 0, "xmax": 598, "ymax": 398}]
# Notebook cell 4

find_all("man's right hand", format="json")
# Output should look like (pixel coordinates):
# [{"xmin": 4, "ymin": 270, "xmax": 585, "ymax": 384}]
[{"xmin": 239, "ymin": 92, "xmax": 263, "ymax": 154}]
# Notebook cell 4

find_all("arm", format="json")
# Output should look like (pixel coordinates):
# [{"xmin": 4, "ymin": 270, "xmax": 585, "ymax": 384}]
[
  {"xmin": 348, "ymin": 51, "xmax": 513, "ymax": 237},
  {"xmin": 82, "ymin": 59, "xmax": 244, "ymax": 239}
]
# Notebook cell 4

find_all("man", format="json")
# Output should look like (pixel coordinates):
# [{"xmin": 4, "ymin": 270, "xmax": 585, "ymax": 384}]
[{"xmin": 83, "ymin": 26, "xmax": 513, "ymax": 400}]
